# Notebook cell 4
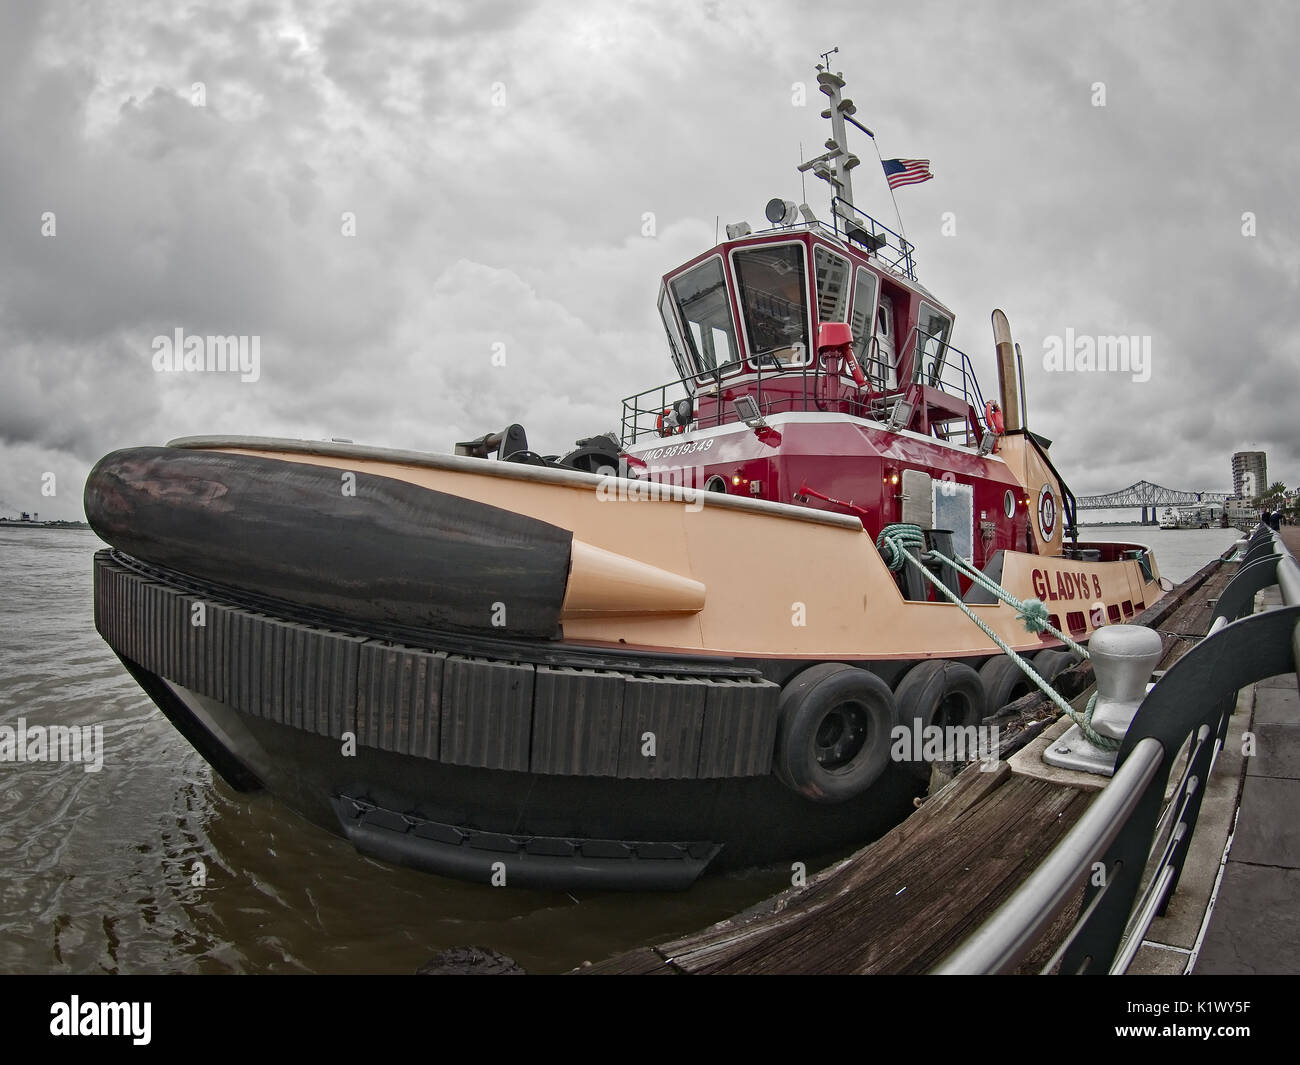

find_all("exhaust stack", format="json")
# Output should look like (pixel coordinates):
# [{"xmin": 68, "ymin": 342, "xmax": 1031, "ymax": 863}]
[{"xmin": 991, "ymin": 309, "xmax": 1023, "ymax": 433}]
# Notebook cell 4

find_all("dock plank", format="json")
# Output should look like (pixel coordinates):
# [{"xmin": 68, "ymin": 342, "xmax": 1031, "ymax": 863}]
[{"xmin": 582, "ymin": 552, "xmax": 1236, "ymax": 975}]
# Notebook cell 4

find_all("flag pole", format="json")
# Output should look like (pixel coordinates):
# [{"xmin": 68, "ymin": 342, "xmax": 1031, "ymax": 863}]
[{"xmin": 871, "ymin": 137, "xmax": 909, "ymax": 244}]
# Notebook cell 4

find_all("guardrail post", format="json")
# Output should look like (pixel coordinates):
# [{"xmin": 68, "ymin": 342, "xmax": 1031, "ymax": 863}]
[{"xmin": 1043, "ymin": 625, "xmax": 1164, "ymax": 776}]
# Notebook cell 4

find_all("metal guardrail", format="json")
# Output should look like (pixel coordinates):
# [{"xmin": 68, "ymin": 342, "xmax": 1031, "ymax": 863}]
[
  {"xmin": 621, "ymin": 330, "xmax": 990, "ymax": 448},
  {"xmin": 829, "ymin": 197, "xmax": 916, "ymax": 279},
  {"xmin": 935, "ymin": 525, "xmax": 1300, "ymax": 973},
  {"xmin": 620, "ymin": 360, "xmax": 816, "ymax": 445}
]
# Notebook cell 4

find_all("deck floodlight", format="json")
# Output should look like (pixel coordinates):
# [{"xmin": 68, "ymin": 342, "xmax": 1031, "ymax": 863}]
[
  {"xmin": 885, "ymin": 398, "xmax": 913, "ymax": 433},
  {"xmin": 732, "ymin": 395, "xmax": 765, "ymax": 427},
  {"xmin": 765, "ymin": 198, "xmax": 800, "ymax": 225},
  {"xmin": 799, "ymin": 203, "xmax": 818, "ymax": 224},
  {"xmin": 725, "ymin": 221, "xmax": 753, "ymax": 240},
  {"xmin": 978, "ymin": 430, "xmax": 997, "ymax": 455}
]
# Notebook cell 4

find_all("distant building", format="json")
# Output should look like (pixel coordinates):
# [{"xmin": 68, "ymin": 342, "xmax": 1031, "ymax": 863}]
[{"xmin": 1232, "ymin": 451, "xmax": 1268, "ymax": 500}]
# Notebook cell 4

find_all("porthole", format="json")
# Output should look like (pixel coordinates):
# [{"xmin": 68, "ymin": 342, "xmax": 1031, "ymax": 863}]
[
  {"xmin": 1004, "ymin": 490, "xmax": 1016, "ymax": 518},
  {"xmin": 705, "ymin": 475, "xmax": 728, "ymax": 493}
]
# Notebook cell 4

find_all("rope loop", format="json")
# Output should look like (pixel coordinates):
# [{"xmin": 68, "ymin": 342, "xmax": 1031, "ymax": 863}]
[{"xmin": 873, "ymin": 524, "xmax": 1114, "ymax": 746}]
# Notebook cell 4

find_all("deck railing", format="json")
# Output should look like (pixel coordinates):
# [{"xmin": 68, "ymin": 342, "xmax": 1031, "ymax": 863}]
[
  {"xmin": 829, "ymin": 198, "xmax": 917, "ymax": 280},
  {"xmin": 935, "ymin": 525, "xmax": 1300, "ymax": 974},
  {"xmin": 621, "ymin": 333, "xmax": 989, "ymax": 448},
  {"xmin": 620, "ymin": 360, "xmax": 818, "ymax": 446}
]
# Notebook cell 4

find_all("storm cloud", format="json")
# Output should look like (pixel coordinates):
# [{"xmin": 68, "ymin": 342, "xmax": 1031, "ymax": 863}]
[{"xmin": 1, "ymin": 0, "xmax": 1296, "ymax": 519}]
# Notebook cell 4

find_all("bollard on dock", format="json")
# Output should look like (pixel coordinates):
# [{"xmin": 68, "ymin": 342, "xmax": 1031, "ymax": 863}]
[{"xmin": 1043, "ymin": 625, "xmax": 1164, "ymax": 776}]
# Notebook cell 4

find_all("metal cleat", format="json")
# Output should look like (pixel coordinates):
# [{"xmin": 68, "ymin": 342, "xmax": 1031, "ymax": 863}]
[{"xmin": 1043, "ymin": 625, "xmax": 1164, "ymax": 776}]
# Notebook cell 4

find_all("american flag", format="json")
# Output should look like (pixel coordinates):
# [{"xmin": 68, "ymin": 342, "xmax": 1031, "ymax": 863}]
[{"xmin": 881, "ymin": 158, "xmax": 933, "ymax": 190}]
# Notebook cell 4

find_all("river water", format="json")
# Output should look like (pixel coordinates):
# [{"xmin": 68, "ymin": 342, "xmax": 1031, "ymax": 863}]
[{"xmin": 0, "ymin": 524, "xmax": 1240, "ymax": 974}]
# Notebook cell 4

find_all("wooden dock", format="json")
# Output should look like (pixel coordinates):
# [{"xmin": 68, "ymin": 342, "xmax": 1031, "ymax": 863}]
[{"xmin": 580, "ymin": 553, "xmax": 1238, "ymax": 975}]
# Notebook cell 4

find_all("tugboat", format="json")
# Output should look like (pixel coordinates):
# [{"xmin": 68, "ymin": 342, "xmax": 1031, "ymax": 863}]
[{"xmin": 86, "ymin": 65, "xmax": 1165, "ymax": 891}]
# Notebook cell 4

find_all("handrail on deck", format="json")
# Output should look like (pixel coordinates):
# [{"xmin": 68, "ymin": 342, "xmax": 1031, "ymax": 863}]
[
  {"xmin": 830, "ymin": 197, "xmax": 917, "ymax": 280},
  {"xmin": 935, "ymin": 525, "xmax": 1300, "ymax": 974},
  {"xmin": 621, "ymin": 330, "xmax": 990, "ymax": 448}
]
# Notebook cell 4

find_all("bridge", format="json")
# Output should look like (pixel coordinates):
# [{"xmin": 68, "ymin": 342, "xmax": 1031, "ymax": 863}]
[{"xmin": 1075, "ymin": 480, "xmax": 1232, "ymax": 524}]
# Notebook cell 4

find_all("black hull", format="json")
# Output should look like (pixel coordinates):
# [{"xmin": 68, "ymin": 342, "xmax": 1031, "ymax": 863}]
[
  {"xmin": 93, "ymin": 551, "xmax": 921, "ymax": 890},
  {"xmin": 153, "ymin": 678, "xmax": 919, "ymax": 890}
]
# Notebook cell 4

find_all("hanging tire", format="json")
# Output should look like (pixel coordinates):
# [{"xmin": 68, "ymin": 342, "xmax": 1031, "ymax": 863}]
[
  {"xmin": 979, "ymin": 654, "xmax": 1037, "ymax": 716},
  {"xmin": 773, "ymin": 663, "xmax": 897, "ymax": 804},
  {"xmin": 893, "ymin": 660, "xmax": 986, "ymax": 779},
  {"xmin": 1033, "ymin": 648, "xmax": 1076, "ymax": 688}
]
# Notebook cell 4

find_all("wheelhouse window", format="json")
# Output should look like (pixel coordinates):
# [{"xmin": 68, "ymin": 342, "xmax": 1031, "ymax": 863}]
[
  {"xmin": 669, "ymin": 257, "xmax": 739, "ymax": 375},
  {"xmin": 848, "ymin": 267, "xmax": 885, "ymax": 388},
  {"xmin": 731, "ymin": 243, "xmax": 811, "ymax": 366},
  {"xmin": 915, "ymin": 303, "xmax": 953, "ymax": 386},
  {"xmin": 814, "ymin": 246, "xmax": 851, "ymax": 324},
  {"xmin": 658, "ymin": 287, "xmax": 691, "ymax": 381}
]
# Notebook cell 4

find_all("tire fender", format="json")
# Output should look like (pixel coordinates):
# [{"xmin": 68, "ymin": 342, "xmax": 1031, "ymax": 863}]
[
  {"xmin": 893, "ymin": 660, "xmax": 986, "ymax": 779},
  {"xmin": 978, "ymin": 654, "xmax": 1037, "ymax": 715},
  {"xmin": 773, "ymin": 663, "xmax": 897, "ymax": 804},
  {"xmin": 1032, "ymin": 648, "xmax": 1077, "ymax": 687}
]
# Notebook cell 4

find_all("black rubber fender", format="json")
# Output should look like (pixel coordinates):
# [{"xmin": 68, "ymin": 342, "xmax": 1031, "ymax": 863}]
[
  {"xmin": 83, "ymin": 446, "xmax": 572, "ymax": 638},
  {"xmin": 1033, "ymin": 648, "xmax": 1077, "ymax": 688},
  {"xmin": 893, "ymin": 660, "xmax": 986, "ymax": 779},
  {"xmin": 978, "ymin": 654, "xmax": 1037, "ymax": 715},
  {"xmin": 772, "ymin": 663, "xmax": 897, "ymax": 804}
]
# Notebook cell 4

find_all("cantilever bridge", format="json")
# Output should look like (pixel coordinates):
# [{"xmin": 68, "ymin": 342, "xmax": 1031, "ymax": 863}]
[{"xmin": 1075, "ymin": 480, "xmax": 1232, "ymax": 523}]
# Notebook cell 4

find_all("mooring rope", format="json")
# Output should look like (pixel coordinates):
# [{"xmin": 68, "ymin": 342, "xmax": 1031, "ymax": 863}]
[{"xmin": 875, "ymin": 523, "xmax": 1115, "ymax": 750}]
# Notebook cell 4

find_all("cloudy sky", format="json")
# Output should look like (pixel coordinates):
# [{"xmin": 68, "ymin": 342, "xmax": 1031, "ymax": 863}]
[{"xmin": 1, "ymin": 0, "xmax": 1296, "ymax": 520}]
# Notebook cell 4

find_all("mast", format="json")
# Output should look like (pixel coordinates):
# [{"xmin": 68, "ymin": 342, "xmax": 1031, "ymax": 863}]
[{"xmin": 796, "ymin": 58, "xmax": 863, "ymax": 212}]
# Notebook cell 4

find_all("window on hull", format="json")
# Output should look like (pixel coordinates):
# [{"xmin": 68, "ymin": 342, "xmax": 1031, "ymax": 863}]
[
  {"xmin": 670, "ymin": 257, "xmax": 739, "ymax": 376},
  {"xmin": 933, "ymin": 481, "xmax": 974, "ymax": 562},
  {"xmin": 732, "ymin": 243, "xmax": 811, "ymax": 366}
]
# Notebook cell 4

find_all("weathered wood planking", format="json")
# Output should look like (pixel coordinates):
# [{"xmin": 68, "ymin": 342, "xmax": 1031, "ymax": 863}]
[
  {"xmin": 581, "ymin": 553, "xmax": 1238, "ymax": 976},
  {"xmin": 583, "ymin": 767, "xmax": 1087, "ymax": 974}
]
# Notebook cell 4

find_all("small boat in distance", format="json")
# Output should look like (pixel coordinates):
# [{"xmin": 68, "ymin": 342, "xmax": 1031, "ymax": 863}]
[
  {"xmin": 1160, "ymin": 504, "xmax": 1223, "ymax": 530},
  {"xmin": 85, "ymin": 64, "xmax": 1165, "ymax": 891}
]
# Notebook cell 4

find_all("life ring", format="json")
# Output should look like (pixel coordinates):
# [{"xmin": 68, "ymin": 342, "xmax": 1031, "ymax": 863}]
[
  {"xmin": 773, "ymin": 663, "xmax": 896, "ymax": 804},
  {"xmin": 656, "ymin": 407, "xmax": 685, "ymax": 437},
  {"xmin": 984, "ymin": 400, "xmax": 1004, "ymax": 436},
  {"xmin": 892, "ymin": 660, "xmax": 986, "ymax": 779}
]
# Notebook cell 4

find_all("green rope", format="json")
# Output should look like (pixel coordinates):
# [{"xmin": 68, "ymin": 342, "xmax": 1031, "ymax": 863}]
[
  {"xmin": 876, "ymin": 524, "xmax": 1115, "ymax": 751},
  {"xmin": 932, "ymin": 547, "xmax": 1091, "ymax": 661},
  {"xmin": 1016, "ymin": 598, "xmax": 1051, "ymax": 633},
  {"xmin": 875, "ymin": 523, "xmax": 926, "ymax": 571}
]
